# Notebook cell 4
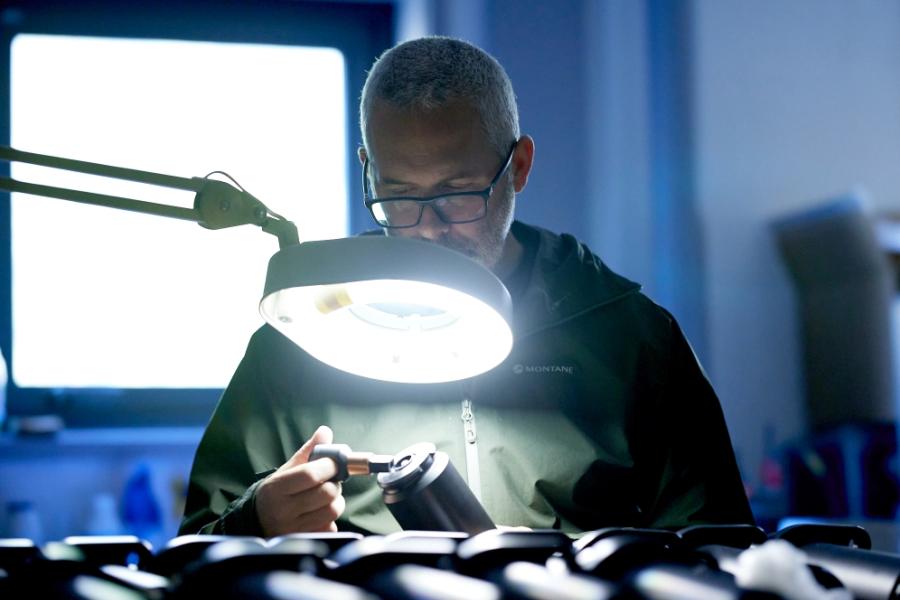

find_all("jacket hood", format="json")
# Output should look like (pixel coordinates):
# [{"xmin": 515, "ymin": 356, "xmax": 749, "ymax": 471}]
[{"xmin": 511, "ymin": 221, "xmax": 641, "ymax": 337}]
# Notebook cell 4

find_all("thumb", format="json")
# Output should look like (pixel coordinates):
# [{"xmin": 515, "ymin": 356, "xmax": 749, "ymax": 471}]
[{"xmin": 286, "ymin": 425, "xmax": 333, "ymax": 467}]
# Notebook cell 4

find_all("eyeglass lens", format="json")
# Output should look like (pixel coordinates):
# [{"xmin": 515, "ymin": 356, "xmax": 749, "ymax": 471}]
[{"xmin": 372, "ymin": 195, "xmax": 486, "ymax": 227}]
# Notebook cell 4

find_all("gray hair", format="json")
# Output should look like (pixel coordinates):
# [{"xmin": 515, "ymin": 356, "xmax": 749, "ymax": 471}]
[{"xmin": 360, "ymin": 36, "xmax": 519, "ymax": 158}]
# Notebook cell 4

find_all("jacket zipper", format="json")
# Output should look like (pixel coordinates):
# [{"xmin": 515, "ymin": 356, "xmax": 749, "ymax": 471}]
[{"xmin": 461, "ymin": 394, "xmax": 483, "ymax": 501}]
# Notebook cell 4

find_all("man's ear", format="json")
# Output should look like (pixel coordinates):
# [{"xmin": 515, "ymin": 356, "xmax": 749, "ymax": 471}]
[
  {"xmin": 357, "ymin": 146, "xmax": 368, "ymax": 166},
  {"xmin": 512, "ymin": 135, "xmax": 535, "ymax": 193}
]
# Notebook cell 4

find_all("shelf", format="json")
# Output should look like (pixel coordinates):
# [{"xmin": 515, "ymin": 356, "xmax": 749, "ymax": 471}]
[{"xmin": 0, "ymin": 427, "xmax": 204, "ymax": 456}]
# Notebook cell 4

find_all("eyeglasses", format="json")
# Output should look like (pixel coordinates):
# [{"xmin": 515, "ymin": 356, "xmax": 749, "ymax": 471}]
[{"xmin": 362, "ymin": 142, "xmax": 517, "ymax": 229}]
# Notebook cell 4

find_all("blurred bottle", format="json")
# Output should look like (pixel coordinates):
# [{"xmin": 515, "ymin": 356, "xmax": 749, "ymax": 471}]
[
  {"xmin": 121, "ymin": 463, "xmax": 163, "ymax": 549},
  {"xmin": 85, "ymin": 492, "xmax": 124, "ymax": 536},
  {"xmin": 750, "ymin": 423, "xmax": 787, "ymax": 531},
  {"xmin": 7, "ymin": 500, "xmax": 44, "ymax": 543}
]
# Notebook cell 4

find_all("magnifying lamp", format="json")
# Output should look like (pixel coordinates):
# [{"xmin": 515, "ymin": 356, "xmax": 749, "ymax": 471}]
[{"xmin": 0, "ymin": 146, "xmax": 513, "ymax": 383}]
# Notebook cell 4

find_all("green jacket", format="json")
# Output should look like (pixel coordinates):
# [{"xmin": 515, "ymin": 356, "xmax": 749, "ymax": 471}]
[{"xmin": 180, "ymin": 221, "xmax": 753, "ymax": 536}]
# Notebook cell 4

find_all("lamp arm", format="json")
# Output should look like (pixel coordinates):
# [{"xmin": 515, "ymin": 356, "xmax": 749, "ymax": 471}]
[
  {"xmin": 0, "ymin": 176, "xmax": 198, "ymax": 222},
  {"xmin": 0, "ymin": 146, "xmax": 202, "ymax": 191},
  {"xmin": 0, "ymin": 145, "xmax": 299, "ymax": 249},
  {"xmin": 261, "ymin": 217, "xmax": 300, "ymax": 249}
]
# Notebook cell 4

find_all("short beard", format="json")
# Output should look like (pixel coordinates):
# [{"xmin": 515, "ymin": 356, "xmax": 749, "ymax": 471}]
[
  {"xmin": 429, "ymin": 231, "xmax": 499, "ymax": 267},
  {"xmin": 409, "ymin": 185, "xmax": 514, "ymax": 270}
]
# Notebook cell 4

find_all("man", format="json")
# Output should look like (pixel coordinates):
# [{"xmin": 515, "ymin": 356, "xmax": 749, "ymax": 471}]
[{"xmin": 180, "ymin": 36, "xmax": 753, "ymax": 537}]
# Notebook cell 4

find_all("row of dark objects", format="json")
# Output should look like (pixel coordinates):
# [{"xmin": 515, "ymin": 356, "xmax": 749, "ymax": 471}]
[{"xmin": 0, "ymin": 523, "xmax": 897, "ymax": 600}]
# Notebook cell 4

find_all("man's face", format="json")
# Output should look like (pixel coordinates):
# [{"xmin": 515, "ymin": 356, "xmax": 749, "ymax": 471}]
[{"xmin": 363, "ymin": 99, "xmax": 515, "ymax": 270}]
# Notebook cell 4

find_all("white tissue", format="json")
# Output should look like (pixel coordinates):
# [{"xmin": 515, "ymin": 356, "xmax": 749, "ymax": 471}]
[{"xmin": 733, "ymin": 539, "xmax": 852, "ymax": 600}]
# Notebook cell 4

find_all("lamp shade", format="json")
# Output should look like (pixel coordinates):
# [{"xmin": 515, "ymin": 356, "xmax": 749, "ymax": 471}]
[{"xmin": 259, "ymin": 236, "xmax": 514, "ymax": 383}]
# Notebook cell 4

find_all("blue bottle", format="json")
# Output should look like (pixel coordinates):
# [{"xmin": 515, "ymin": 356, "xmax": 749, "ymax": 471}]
[{"xmin": 120, "ymin": 463, "xmax": 163, "ymax": 549}]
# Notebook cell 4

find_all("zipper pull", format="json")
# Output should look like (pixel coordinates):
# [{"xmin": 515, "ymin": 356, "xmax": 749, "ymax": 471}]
[{"xmin": 461, "ymin": 398, "xmax": 477, "ymax": 444}]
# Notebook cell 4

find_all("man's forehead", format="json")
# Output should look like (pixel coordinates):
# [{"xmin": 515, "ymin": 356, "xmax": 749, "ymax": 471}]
[
  {"xmin": 368, "ymin": 98, "xmax": 480, "ymax": 140},
  {"xmin": 366, "ymin": 99, "xmax": 492, "ymax": 169}
]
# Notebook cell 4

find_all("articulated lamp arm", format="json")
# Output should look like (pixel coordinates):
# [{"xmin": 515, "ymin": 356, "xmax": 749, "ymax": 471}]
[{"xmin": 0, "ymin": 146, "xmax": 299, "ymax": 249}]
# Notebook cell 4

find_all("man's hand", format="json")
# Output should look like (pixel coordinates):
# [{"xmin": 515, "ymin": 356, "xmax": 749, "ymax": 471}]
[{"xmin": 254, "ymin": 425, "xmax": 346, "ymax": 537}]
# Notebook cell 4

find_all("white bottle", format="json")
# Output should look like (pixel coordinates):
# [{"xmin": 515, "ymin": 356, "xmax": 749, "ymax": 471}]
[
  {"xmin": 0, "ymin": 347, "xmax": 7, "ymax": 431},
  {"xmin": 85, "ymin": 493, "xmax": 124, "ymax": 536}
]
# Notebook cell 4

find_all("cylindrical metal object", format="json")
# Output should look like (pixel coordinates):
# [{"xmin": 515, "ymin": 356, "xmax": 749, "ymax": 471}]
[{"xmin": 377, "ymin": 443, "xmax": 495, "ymax": 535}]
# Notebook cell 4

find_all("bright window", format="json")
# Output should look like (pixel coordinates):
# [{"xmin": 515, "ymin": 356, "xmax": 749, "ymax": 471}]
[{"xmin": 10, "ymin": 34, "xmax": 347, "ymax": 388}]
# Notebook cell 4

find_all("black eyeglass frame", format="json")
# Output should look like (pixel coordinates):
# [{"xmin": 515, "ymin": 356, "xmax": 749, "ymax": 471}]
[{"xmin": 362, "ymin": 142, "xmax": 518, "ymax": 229}]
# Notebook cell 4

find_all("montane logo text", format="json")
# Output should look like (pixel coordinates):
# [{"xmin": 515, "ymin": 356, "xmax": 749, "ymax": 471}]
[{"xmin": 513, "ymin": 364, "xmax": 575, "ymax": 375}]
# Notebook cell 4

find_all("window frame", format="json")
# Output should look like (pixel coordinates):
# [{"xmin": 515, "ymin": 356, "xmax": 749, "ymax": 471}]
[{"xmin": 0, "ymin": 0, "xmax": 393, "ymax": 427}]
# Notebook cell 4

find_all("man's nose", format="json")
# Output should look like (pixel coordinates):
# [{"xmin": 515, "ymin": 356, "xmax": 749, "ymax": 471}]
[{"xmin": 414, "ymin": 204, "xmax": 450, "ymax": 239}]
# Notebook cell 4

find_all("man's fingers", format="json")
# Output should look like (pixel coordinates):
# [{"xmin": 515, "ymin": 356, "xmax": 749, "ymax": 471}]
[
  {"xmin": 284, "ymin": 425, "xmax": 334, "ymax": 468},
  {"xmin": 278, "ymin": 458, "xmax": 337, "ymax": 497},
  {"xmin": 256, "ymin": 475, "xmax": 344, "ymax": 537},
  {"xmin": 287, "ymin": 493, "xmax": 346, "ymax": 532},
  {"xmin": 289, "ymin": 481, "xmax": 342, "ymax": 515},
  {"xmin": 271, "ymin": 458, "xmax": 339, "ymax": 494}
]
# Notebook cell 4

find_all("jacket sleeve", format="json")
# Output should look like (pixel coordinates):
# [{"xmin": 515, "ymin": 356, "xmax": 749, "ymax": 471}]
[
  {"xmin": 643, "ymin": 315, "xmax": 755, "ymax": 528},
  {"xmin": 178, "ymin": 326, "xmax": 292, "ymax": 537}
]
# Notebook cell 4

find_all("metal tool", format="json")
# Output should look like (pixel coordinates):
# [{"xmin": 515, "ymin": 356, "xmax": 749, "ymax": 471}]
[{"xmin": 309, "ymin": 444, "xmax": 394, "ymax": 482}]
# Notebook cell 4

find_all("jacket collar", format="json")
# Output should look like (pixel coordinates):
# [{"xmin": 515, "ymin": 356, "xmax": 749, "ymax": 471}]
[{"xmin": 510, "ymin": 221, "xmax": 641, "ymax": 337}]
